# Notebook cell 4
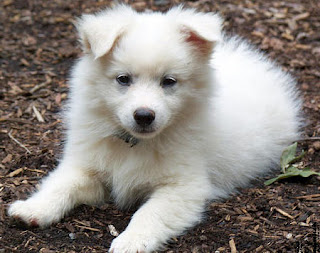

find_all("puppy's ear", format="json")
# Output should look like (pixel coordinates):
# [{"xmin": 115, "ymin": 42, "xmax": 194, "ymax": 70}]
[
  {"xmin": 76, "ymin": 5, "xmax": 134, "ymax": 59},
  {"xmin": 169, "ymin": 7, "xmax": 223, "ymax": 56}
]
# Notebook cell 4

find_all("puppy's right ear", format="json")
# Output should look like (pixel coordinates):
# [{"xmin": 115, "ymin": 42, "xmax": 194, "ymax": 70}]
[{"xmin": 76, "ymin": 5, "xmax": 134, "ymax": 59}]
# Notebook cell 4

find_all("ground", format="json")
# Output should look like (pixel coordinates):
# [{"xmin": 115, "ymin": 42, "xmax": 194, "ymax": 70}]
[{"xmin": 0, "ymin": 0, "xmax": 320, "ymax": 252}]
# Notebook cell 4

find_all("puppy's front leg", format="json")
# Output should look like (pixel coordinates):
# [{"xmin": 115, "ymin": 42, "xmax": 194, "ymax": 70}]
[
  {"xmin": 8, "ymin": 159, "xmax": 105, "ymax": 227},
  {"xmin": 110, "ymin": 177, "xmax": 211, "ymax": 253}
]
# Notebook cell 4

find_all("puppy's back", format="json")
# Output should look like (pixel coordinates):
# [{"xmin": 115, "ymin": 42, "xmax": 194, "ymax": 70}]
[{"xmin": 207, "ymin": 36, "xmax": 302, "ymax": 194}]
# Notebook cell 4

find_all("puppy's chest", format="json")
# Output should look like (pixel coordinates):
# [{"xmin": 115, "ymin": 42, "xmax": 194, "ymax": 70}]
[{"xmin": 100, "ymin": 146, "xmax": 168, "ymax": 205}]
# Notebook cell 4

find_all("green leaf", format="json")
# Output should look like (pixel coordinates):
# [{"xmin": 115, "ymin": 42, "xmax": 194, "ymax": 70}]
[
  {"xmin": 299, "ymin": 168, "xmax": 320, "ymax": 177},
  {"xmin": 265, "ymin": 142, "xmax": 320, "ymax": 186},
  {"xmin": 280, "ymin": 142, "xmax": 297, "ymax": 172},
  {"xmin": 265, "ymin": 170, "xmax": 296, "ymax": 186},
  {"xmin": 264, "ymin": 166, "xmax": 320, "ymax": 186},
  {"xmin": 286, "ymin": 166, "xmax": 300, "ymax": 173},
  {"xmin": 264, "ymin": 177, "xmax": 280, "ymax": 186},
  {"xmin": 289, "ymin": 150, "xmax": 306, "ymax": 165}
]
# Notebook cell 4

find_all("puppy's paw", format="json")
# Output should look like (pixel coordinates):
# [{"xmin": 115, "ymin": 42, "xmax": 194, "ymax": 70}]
[
  {"xmin": 109, "ymin": 230, "xmax": 158, "ymax": 253},
  {"xmin": 8, "ymin": 199, "xmax": 60, "ymax": 228}
]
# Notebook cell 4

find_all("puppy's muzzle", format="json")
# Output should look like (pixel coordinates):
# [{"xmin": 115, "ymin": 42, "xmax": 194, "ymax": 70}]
[{"xmin": 134, "ymin": 108, "xmax": 155, "ymax": 128}]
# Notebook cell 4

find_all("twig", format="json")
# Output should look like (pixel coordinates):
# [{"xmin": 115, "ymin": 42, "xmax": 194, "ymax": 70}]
[
  {"xmin": 272, "ymin": 207, "xmax": 294, "ymax": 219},
  {"xmin": 0, "ymin": 118, "xmax": 32, "ymax": 124},
  {"xmin": 8, "ymin": 130, "xmax": 31, "ymax": 154},
  {"xmin": 25, "ymin": 168, "xmax": 46, "ymax": 174},
  {"xmin": 296, "ymin": 137, "xmax": 320, "ymax": 142},
  {"xmin": 29, "ymin": 75, "xmax": 52, "ymax": 93},
  {"xmin": 32, "ymin": 105, "xmax": 45, "ymax": 122},
  {"xmin": 259, "ymin": 216, "xmax": 275, "ymax": 226},
  {"xmin": 75, "ymin": 225, "xmax": 101, "ymax": 232},
  {"xmin": 295, "ymin": 194, "xmax": 320, "ymax": 199}
]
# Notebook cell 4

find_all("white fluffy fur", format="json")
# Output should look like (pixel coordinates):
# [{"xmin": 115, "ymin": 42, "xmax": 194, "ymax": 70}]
[{"xmin": 8, "ymin": 5, "xmax": 302, "ymax": 253}]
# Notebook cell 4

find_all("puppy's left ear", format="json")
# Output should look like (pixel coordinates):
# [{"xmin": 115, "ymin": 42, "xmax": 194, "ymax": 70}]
[
  {"xmin": 170, "ymin": 7, "xmax": 223, "ymax": 57},
  {"xmin": 76, "ymin": 5, "xmax": 134, "ymax": 59}
]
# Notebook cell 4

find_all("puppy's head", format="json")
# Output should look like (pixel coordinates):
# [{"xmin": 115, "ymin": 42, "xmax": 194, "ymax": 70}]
[{"xmin": 76, "ymin": 5, "xmax": 222, "ymax": 139}]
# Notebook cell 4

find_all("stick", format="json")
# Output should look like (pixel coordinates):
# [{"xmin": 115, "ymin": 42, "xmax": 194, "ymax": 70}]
[
  {"xmin": 74, "ymin": 225, "xmax": 101, "ymax": 232},
  {"xmin": 296, "ymin": 137, "xmax": 320, "ymax": 141},
  {"xmin": 32, "ymin": 105, "xmax": 45, "ymax": 122},
  {"xmin": 8, "ymin": 130, "xmax": 31, "ymax": 154},
  {"xmin": 272, "ymin": 207, "xmax": 294, "ymax": 219},
  {"xmin": 229, "ymin": 238, "xmax": 237, "ymax": 253},
  {"xmin": 295, "ymin": 194, "xmax": 320, "ymax": 199},
  {"xmin": 29, "ymin": 75, "xmax": 52, "ymax": 93}
]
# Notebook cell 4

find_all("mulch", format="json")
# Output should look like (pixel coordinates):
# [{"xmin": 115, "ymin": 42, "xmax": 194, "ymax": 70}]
[{"xmin": 0, "ymin": 0, "xmax": 319, "ymax": 252}]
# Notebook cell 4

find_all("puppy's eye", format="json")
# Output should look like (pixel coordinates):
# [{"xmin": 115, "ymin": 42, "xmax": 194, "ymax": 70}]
[
  {"xmin": 161, "ymin": 76, "xmax": 177, "ymax": 87},
  {"xmin": 116, "ymin": 74, "xmax": 132, "ymax": 86}
]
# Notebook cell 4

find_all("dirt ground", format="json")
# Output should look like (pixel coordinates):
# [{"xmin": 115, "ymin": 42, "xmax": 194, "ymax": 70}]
[{"xmin": 0, "ymin": 0, "xmax": 319, "ymax": 252}]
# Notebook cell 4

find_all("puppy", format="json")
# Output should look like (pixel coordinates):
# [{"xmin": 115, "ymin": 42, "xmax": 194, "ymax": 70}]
[{"xmin": 8, "ymin": 5, "xmax": 302, "ymax": 252}]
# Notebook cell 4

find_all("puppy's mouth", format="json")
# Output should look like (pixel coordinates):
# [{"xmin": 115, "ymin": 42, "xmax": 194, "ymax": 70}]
[{"xmin": 134, "ymin": 127, "xmax": 156, "ymax": 135}]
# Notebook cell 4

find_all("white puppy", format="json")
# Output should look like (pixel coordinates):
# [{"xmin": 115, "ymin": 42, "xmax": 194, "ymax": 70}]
[{"xmin": 8, "ymin": 5, "xmax": 302, "ymax": 253}]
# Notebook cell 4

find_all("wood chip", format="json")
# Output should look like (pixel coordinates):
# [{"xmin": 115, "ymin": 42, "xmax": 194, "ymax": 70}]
[
  {"xmin": 281, "ymin": 33, "xmax": 294, "ymax": 41},
  {"xmin": 30, "ymin": 75, "xmax": 52, "ymax": 93},
  {"xmin": 272, "ymin": 207, "xmax": 294, "ymax": 219},
  {"xmin": 293, "ymin": 12, "xmax": 310, "ymax": 21},
  {"xmin": 74, "ymin": 225, "xmax": 101, "ymax": 232},
  {"xmin": 8, "ymin": 130, "xmax": 31, "ymax": 154},
  {"xmin": 295, "ymin": 44, "xmax": 311, "ymax": 50},
  {"xmin": 8, "ymin": 168, "xmax": 24, "ymax": 177},
  {"xmin": 3, "ymin": 0, "xmax": 13, "ymax": 6},
  {"xmin": 73, "ymin": 219, "xmax": 90, "ymax": 227},
  {"xmin": 251, "ymin": 31, "xmax": 264, "ymax": 38},
  {"xmin": 39, "ymin": 248, "xmax": 55, "ymax": 253},
  {"xmin": 295, "ymin": 194, "xmax": 320, "ymax": 199},
  {"xmin": 32, "ymin": 105, "xmax": 45, "ymax": 122},
  {"xmin": 229, "ymin": 238, "xmax": 237, "ymax": 253},
  {"xmin": 237, "ymin": 216, "xmax": 254, "ymax": 222},
  {"xmin": 247, "ymin": 229, "xmax": 259, "ymax": 235},
  {"xmin": 2, "ymin": 154, "xmax": 12, "ymax": 163},
  {"xmin": 255, "ymin": 245, "xmax": 264, "ymax": 252},
  {"xmin": 20, "ymin": 58, "xmax": 30, "ymax": 66},
  {"xmin": 25, "ymin": 168, "xmax": 46, "ymax": 174}
]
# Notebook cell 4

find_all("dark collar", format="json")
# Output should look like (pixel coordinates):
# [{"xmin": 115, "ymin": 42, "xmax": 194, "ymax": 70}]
[{"xmin": 113, "ymin": 130, "xmax": 140, "ymax": 147}]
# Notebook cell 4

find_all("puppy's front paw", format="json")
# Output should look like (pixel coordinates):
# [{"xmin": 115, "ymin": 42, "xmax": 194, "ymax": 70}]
[
  {"xmin": 109, "ymin": 230, "xmax": 158, "ymax": 253},
  {"xmin": 8, "ymin": 199, "xmax": 61, "ymax": 228}
]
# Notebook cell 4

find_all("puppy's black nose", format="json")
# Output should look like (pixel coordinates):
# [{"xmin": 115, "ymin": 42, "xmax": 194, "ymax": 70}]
[{"xmin": 134, "ymin": 108, "xmax": 155, "ymax": 127}]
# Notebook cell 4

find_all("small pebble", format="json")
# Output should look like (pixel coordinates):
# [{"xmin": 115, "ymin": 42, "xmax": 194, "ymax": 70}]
[
  {"xmin": 69, "ymin": 233, "xmax": 76, "ymax": 240},
  {"xmin": 286, "ymin": 233, "xmax": 293, "ymax": 239},
  {"xmin": 108, "ymin": 224, "xmax": 119, "ymax": 237}
]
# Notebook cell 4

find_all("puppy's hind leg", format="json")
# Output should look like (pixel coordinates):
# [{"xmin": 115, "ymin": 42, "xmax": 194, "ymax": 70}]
[{"xmin": 8, "ymin": 159, "xmax": 106, "ymax": 227}]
